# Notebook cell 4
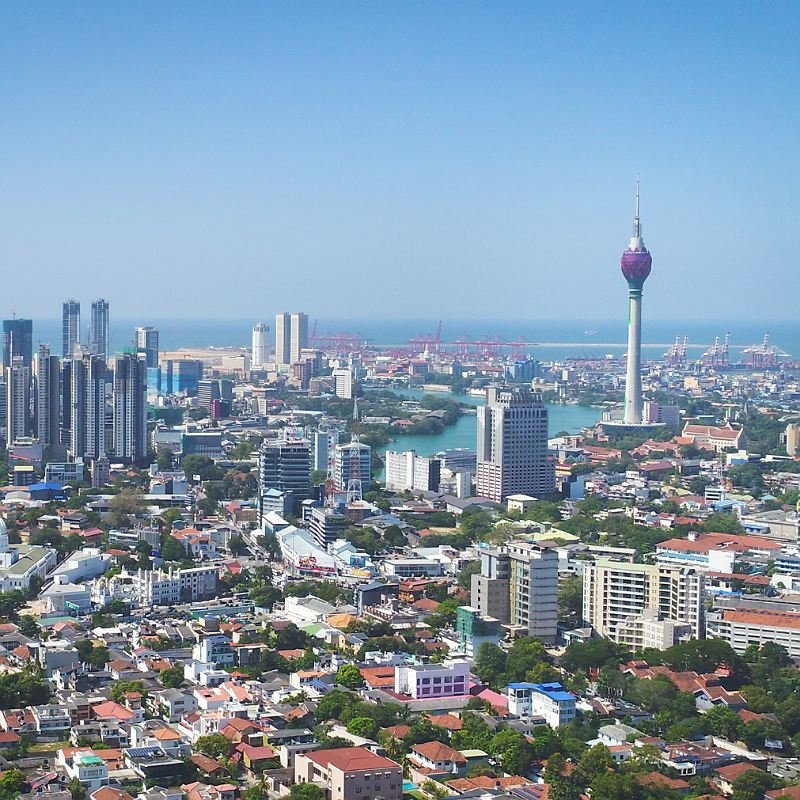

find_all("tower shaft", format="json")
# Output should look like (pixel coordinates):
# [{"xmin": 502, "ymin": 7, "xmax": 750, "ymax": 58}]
[{"xmin": 624, "ymin": 288, "xmax": 643, "ymax": 424}]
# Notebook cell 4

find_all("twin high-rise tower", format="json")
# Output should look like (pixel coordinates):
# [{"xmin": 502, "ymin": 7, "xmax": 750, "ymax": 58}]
[{"xmin": 620, "ymin": 181, "xmax": 653, "ymax": 425}]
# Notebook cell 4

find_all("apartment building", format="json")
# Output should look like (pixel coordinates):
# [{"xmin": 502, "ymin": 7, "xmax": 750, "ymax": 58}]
[
  {"xmin": 294, "ymin": 747, "xmax": 403, "ymax": 800},
  {"xmin": 706, "ymin": 608, "xmax": 800, "ymax": 659},
  {"xmin": 470, "ymin": 541, "xmax": 559, "ymax": 643},
  {"xmin": 506, "ymin": 681, "xmax": 576, "ymax": 728},
  {"xmin": 583, "ymin": 559, "xmax": 704, "ymax": 650}
]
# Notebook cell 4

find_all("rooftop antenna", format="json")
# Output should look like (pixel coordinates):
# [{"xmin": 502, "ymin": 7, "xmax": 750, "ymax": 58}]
[{"xmin": 346, "ymin": 397, "xmax": 363, "ymax": 503}]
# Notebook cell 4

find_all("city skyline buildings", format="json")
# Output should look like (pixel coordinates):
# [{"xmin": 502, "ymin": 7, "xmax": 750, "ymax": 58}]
[{"xmin": 275, "ymin": 312, "xmax": 309, "ymax": 366}]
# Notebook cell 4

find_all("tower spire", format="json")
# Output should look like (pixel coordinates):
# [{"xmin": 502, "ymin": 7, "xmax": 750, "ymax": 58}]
[{"xmin": 629, "ymin": 176, "xmax": 644, "ymax": 250}]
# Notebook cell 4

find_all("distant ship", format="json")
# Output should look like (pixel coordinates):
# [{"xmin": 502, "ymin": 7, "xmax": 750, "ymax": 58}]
[{"xmin": 584, "ymin": 329, "xmax": 598, "ymax": 336}]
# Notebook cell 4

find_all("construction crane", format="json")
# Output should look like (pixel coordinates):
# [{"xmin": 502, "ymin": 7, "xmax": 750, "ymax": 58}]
[
  {"xmin": 409, "ymin": 320, "xmax": 443, "ymax": 354},
  {"xmin": 743, "ymin": 332, "xmax": 789, "ymax": 369}
]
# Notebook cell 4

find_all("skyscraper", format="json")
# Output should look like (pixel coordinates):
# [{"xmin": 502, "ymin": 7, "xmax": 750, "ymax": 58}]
[
  {"xmin": 275, "ymin": 312, "xmax": 308, "ymax": 366},
  {"xmin": 34, "ymin": 345, "xmax": 61, "ymax": 452},
  {"xmin": 112, "ymin": 353, "xmax": 148, "ymax": 462},
  {"xmin": 2, "ymin": 318, "xmax": 33, "ymax": 369},
  {"xmin": 90, "ymin": 299, "xmax": 110, "ymax": 359},
  {"xmin": 620, "ymin": 181, "xmax": 653, "ymax": 425},
  {"xmin": 134, "ymin": 326, "xmax": 160, "ymax": 368},
  {"xmin": 251, "ymin": 322, "xmax": 268, "ymax": 369},
  {"xmin": 476, "ymin": 385, "xmax": 554, "ymax": 501},
  {"xmin": 62, "ymin": 300, "xmax": 81, "ymax": 358},
  {"xmin": 5, "ymin": 357, "xmax": 31, "ymax": 442},
  {"xmin": 70, "ymin": 353, "xmax": 107, "ymax": 460},
  {"xmin": 258, "ymin": 438, "xmax": 312, "ymax": 506}
]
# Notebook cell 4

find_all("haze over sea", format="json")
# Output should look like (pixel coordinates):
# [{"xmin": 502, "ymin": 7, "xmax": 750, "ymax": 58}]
[{"xmin": 26, "ymin": 318, "xmax": 800, "ymax": 362}]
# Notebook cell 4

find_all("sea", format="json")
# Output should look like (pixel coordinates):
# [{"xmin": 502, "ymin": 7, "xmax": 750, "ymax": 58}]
[{"xmin": 26, "ymin": 317, "xmax": 800, "ymax": 363}]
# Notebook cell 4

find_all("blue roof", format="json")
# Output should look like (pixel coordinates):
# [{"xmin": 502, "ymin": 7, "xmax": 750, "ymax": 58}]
[
  {"xmin": 29, "ymin": 482, "xmax": 64, "ymax": 491},
  {"xmin": 507, "ymin": 681, "xmax": 575, "ymax": 702}
]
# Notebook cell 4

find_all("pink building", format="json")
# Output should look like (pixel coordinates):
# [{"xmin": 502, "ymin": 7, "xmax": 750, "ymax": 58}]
[{"xmin": 294, "ymin": 747, "xmax": 403, "ymax": 800}]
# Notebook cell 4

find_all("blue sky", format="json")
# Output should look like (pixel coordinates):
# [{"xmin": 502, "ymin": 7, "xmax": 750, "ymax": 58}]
[{"xmin": 0, "ymin": 2, "xmax": 797, "ymax": 321}]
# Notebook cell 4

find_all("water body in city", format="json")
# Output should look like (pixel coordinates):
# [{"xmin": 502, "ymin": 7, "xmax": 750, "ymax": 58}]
[
  {"xmin": 372, "ymin": 388, "xmax": 601, "ymax": 461},
  {"xmin": 28, "ymin": 317, "xmax": 798, "ymax": 361}
]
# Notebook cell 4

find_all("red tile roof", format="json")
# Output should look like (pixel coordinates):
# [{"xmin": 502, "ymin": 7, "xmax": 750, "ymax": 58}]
[
  {"xmin": 305, "ymin": 746, "xmax": 401, "ymax": 772},
  {"xmin": 411, "ymin": 741, "xmax": 466, "ymax": 764}
]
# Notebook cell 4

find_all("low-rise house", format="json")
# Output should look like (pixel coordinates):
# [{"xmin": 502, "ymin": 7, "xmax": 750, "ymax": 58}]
[
  {"xmin": 713, "ymin": 762, "xmax": 764, "ymax": 795},
  {"xmin": 123, "ymin": 745, "xmax": 185, "ymax": 782},
  {"xmin": 294, "ymin": 747, "xmax": 403, "ymax": 800},
  {"xmin": 408, "ymin": 740, "xmax": 467, "ymax": 776},
  {"xmin": 56, "ymin": 748, "xmax": 110, "ymax": 792}
]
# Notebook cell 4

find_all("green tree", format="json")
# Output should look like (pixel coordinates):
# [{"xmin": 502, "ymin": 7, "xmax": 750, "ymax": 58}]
[
  {"xmin": 490, "ymin": 729, "xmax": 533, "ymax": 775},
  {"xmin": 110, "ymin": 680, "xmax": 147, "ymax": 702},
  {"xmin": 558, "ymin": 575, "xmax": 583, "ymax": 622},
  {"xmin": 232, "ymin": 441, "xmax": 254, "ymax": 460},
  {"xmin": 68, "ymin": 777, "xmax": 87, "ymax": 800},
  {"xmin": 336, "ymin": 664, "xmax": 364, "ymax": 689},
  {"xmin": 561, "ymin": 638, "xmax": 626, "ymax": 673},
  {"xmin": 160, "ymin": 535, "xmax": 187, "ymax": 562},
  {"xmin": 160, "ymin": 664, "xmax": 185, "ymax": 689},
  {"xmin": 458, "ymin": 559, "xmax": 481, "ymax": 589},
  {"xmin": 346, "ymin": 716, "xmax": 378, "ymax": 739},
  {"xmin": 228, "ymin": 534, "xmax": 248, "ymax": 555},
  {"xmin": 577, "ymin": 743, "xmax": 614, "ymax": 782},
  {"xmin": 474, "ymin": 642, "xmax": 507, "ymax": 684},
  {"xmin": 421, "ymin": 780, "xmax": 448, "ymax": 800},
  {"xmin": 316, "ymin": 690, "xmax": 357, "ymax": 722},
  {"xmin": 0, "ymin": 769, "xmax": 26, "ymax": 800},
  {"xmin": 335, "ymin": 664, "xmax": 364, "ymax": 690},
  {"xmin": 505, "ymin": 637, "xmax": 548, "ymax": 682},
  {"xmin": 195, "ymin": 732, "xmax": 233, "ymax": 760},
  {"xmin": 289, "ymin": 785, "xmax": 325, "ymax": 800},
  {"xmin": 704, "ymin": 705, "xmax": 743, "ymax": 741},
  {"xmin": 156, "ymin": 448, "xmax": 175, "ymax": 471},
  {"xmin": 183, "ymin": 455, "xmax": 223, "ymax": 482},
  {"xmin": 731, "ymin": 770, "xmax": 783, "ymax": 800}
]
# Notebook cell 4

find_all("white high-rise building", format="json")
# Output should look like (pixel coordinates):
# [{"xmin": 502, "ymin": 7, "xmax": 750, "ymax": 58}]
[
  {"xmin": 583, "ymin": 559, "xmax": 704, "ymax": 650},
  {"xmin": 275, "ymin": 312, "xmax": 308, "ymax": 366},
  {"xmin": 134, "ymin": 326, "xmax": 160, "ymax": 368},
  {"xmin": 113, "ymin": 353, "xmax": 148, "ymax": 462},
  {"xmin": 476, "ymin": 386, "xmax": 554, "ymax": 501},
  {"xmin": 34, "ymin": 345, "xmax": 61, "ymax": 451},
  {"xmin": 384, "ymin": 450, "xmax": 441, "ymax": 493},
  {"xmin": 332, "ymin": 367, "xmax": 353, "ymax": 399},
  {"xmin": 90, "ymin": 299, "xmax": 110, "ymax": 360},
  {"xmin": 6, "ymin": 357, "xmax": 31, "ymax": 442},
  {"xmin": 251, "ymin": 322, "xmax": 269, "ymax": 369},
  {"xmin": 70, "ymin": 353, "xmax": 107, "ymax": 460}
]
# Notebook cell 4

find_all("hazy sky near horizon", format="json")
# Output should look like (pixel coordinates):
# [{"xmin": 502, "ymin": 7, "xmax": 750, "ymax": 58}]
[{"xmin": 1, "ymin": 3, "xmax": 797, "ymax": 322}]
